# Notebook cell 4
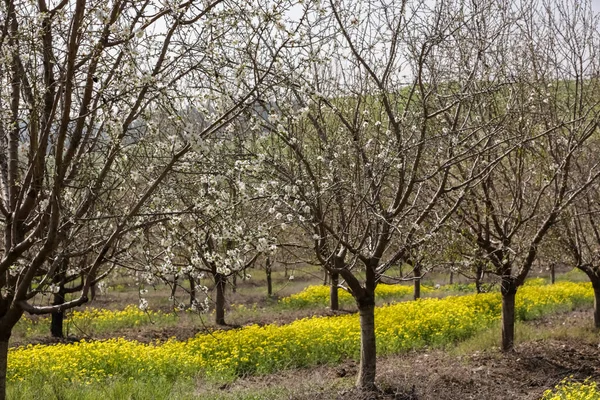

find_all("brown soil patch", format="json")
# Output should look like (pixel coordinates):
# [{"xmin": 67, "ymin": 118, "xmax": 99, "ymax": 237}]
[{"xmin": 373, "ymin": 337, "xmax": 600, "ymax": 400}]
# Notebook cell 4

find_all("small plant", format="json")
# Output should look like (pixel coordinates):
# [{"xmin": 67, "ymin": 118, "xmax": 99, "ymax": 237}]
[{"xmin": 542, "ymin": 377, "xmax": 600, "ymax": 400}]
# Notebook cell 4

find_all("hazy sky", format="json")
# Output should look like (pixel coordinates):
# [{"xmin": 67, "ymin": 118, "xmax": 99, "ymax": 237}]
[{"xmin": 593, "ymin": 0, "xmax": 600, "ymax": 12}]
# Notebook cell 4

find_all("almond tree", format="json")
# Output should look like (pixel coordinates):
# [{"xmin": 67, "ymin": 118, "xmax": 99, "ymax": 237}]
[
  {"xmin": 0, "ymin": 0, "xmax": 288, "ymax": 397},
  {"xmin": 455, "ymin": 0, "xmax": 600, "ymax": 351},
  {"xmin": 251, "ymin": 0, "xmax": 513, "ymax": 390},
  {"xmin": 138, "ymin": 135, "xmax": 278, "ymax": 325},
  {"xmin": 555, "ymin": 184, "xmax": 600, "ymax": 329}
]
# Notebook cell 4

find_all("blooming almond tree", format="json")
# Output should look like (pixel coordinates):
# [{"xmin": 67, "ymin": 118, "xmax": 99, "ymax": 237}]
[
  {"xmin": 251, "ymin": 0, "xmax": 514, "ymax": 390},
  {"xmin": 455, "ymin": 0, "xmax": 600, "ymax": 351},
  {"xmin": 0, "ymin": 0, "xmax": 291, "ymax": 397},
  {"xmin": 554, "ymin": 184, "xmax": 600, "ymax": 329},
  {"xmin": 139, "ymin": 134, "xmax": 278, "ymax": 325}
]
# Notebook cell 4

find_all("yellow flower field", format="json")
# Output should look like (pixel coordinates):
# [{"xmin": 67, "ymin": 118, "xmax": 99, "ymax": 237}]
[
  {"xmin": 7, "ymin": 282, "xmax": 593, "ymax": 384},
  {"xmin": 279, "ymin": 283, "xmax": 431, "ymax": 308},
  {"xmin": 14, "ymin": 305, "xmax": 177, "ymax": 338},
  {"xmin": 542, "ymin": 378, "xmax": 600, "ymax": 399}
]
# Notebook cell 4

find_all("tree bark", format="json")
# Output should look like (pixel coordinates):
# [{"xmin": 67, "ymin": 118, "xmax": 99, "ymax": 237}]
[
  {"xmin": 550, "ymin": 264, "xmax": 555, "ymax": 284},
  {"xmin": 330, "ymin": 272, "xmax": 339, "ymax": 311},
  {"xmin": 50, "ymin": 285, "xmax": 66, "ymax": 338},
  {"xmin": 449, "ymin": 271, "xmax": 454, "ymax": 285},
  {"xmin": 413, "ymin": 264, "xmax": 421, "ymax": 300},
  {"xmin": 170, "ymin": 274, "xmax": 178, "ymax": 299},
  {"xmin": 266, "ymin": 266, "xmax": 273, "ymax": 298},
  {"xmin": 475, "ymin": 263, "xmax": 484, "ymax": 294},
  {"xmin": 0, "ymin": 320, "xmax": 14, "ymax": 400},
  {"xmin": 501, "ymin": 280, "xmax": 517, "ymax": 351},
  {"xmin": 231, "ymin": 273, "xmax": 237, "ymax": 294},
  {"xmin": 90, "ymin": 282, "xmax": 97, "ymax": 301},
  {"xmin": 188, "ymin": 274, "xmax": 196, "ymax": 307},
  {"xmin": 215, "ymin": 273, "xmax": 226, "ymax": 325},
  {"xmin": 356, "ymin": 300, "xmax": 377, "ymax": 390},
  {"xmin": 579, "ymin": 268, "xmax": 600, "ymax": 329},
  {"xmin": 0, "ymin": 339, "xmax": 8, "ymax": 400},
  {"xmin": 587, "ymin": 274, "xmax": 600, "ymax": 329},
  {"xmin": 594, "ymin": 283, "xmax": 600, "ymax": 330}
]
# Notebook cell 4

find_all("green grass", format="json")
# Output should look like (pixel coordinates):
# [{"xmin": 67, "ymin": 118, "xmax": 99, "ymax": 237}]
[
  {"xmin": 8, "ymin": 374, "xmax": 354, "ymax": 400},
  {"xmin": 449, "ymin": 309, "xmax": 599, "ymax": 356},
  {"xmin": 8, "ymin": 376, "xmax": 198, "ymax": 400}
]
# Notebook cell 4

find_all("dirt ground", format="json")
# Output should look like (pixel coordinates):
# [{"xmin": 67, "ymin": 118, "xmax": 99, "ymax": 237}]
[{"xmin": 370, "ymin": 337, "xmax": 600, "ymax": 400}]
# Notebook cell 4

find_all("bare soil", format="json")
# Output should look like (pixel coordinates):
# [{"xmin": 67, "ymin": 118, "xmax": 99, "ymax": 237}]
[{"xmin": 369, "ymin": 337, "xmax": 600, "ymax": 400}]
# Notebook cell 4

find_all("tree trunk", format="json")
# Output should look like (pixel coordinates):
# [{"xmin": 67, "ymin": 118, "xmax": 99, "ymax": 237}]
[
  {"xmin": 215, "ymin": 273, "xmax": 226, "ymax": 325},
  {"xmin": 266, "ymin": 264, "xmax": 273, "ymax": 298},
  {"xmin": 413, "ymin": 264, "xmax": 421, "ymax": 300},
  {"xmin": 580, "ymin": 269, "xmax": 600, "ymax": 329},
  {"xmin": 170, "ymin": 274, "xmax": 178, "ymax": 299},
  {"xmin": 501, "ymin": 280, "xmax": 517, "ymax": 351},
  {"xmin": 356, "ymin": 300, "xmax": 377, "ymax": 390},
  {"xmin": 449, "ymin": 271, "xmax": 454, "ymax": 285},
  {"xmin": 231, "ymin": 273, "xmax": 237, "ymax": 294},
  {"xmin": 475, "ymin": 264, "xmax": 484, "ymax": 294},
  {"xmin": 323, "ymin": 270, "xmax": 329, "ymax": 285},
  {"xmin": 50, "ymin": 285, "xmax": 66, "ymax": 338},
  {"xmin": 594, "ymin": 282, "xmax": 600, "ymax": 330},
  {"xmin": 550, "ymin": 264, "xmax": 555, "ymax": 284},
  {"xmin": 330, "ymin": 272, "xmax": 339, "ymax": 311},
  {"xmin": 587, "ymin": 274, "xmax": 600, "ymax": 329},
  {"xmin": 188, "ymin": 274, "xmax": 196, "ymax": 307},
  {"xmin": 0, "ymin": 339, "xmax": 8, "ymax": 400},
  {"xmin": 90, "ymin": 282, "xmax": 97, "ymax": 301}
]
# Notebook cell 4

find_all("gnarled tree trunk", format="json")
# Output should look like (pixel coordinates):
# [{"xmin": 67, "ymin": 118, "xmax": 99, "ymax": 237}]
[
  {"xmin": 330, "ymin": 272, "xmax": 339, "ymax": 311},
  {"xmin": 475, "ymin": 262, "xmax": 485, "ymax": 294},
  {"xmin": 594, "ymin": 282, "xmax": 600, "ymax": 330},
  {"xmin": 215, "ymin": 273, "xmax": 227, "ymax": 325},
  {"xmin": 90, "ymin": 282, "xmax": 97, "ymax": 301},
  {"xmin": 0, "ymin": 339, "xmax": 8, "ymax": 400},
  {"xmin": 582, "ymin": 270, "xmax": 600, "ymax": 329},
  {"xmin": 413, "ymin": 264, "xmax": 421, "ymax": 300},
  {"xmin": 356, "ymin": 295, "xmax": 377, "ymax": 391},
  {"xmin": 171, "ymin": 274, "xmax": 178, "ymax": 299},
  {"xmin": 501, "ymin": 278, "xmax": 517, "ymax": 351},
  {"xmin": 50, "ymin": 284, "xmax": 66, "ymax": 338},
  {"xmin": 0, "ymin": 309, "xmax": 21, "ymax": 400},
  {"xmin": 266, "ymin": 257, "xmax": 273, "ymax": 298},
  {"xmin": 188, "ymin": 273, "xmax": 196, "ymax": 307}
]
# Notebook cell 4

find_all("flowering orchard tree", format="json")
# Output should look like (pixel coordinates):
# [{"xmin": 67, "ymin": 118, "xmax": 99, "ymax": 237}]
[
  {"xmin": 137, "ymin": 133, "xmax": 278, "ymax": 325},
  {"xmin": 555, "ymin": 186, "xmax": 600, "ymax": 329},
  {"xmin": 454, "ymin": 0, "xmax": 600, "ymax": 351},
  {"xmin": 249, "ymin": 0, "xmax": 516, "ymax": 390},
  {"xmin": 0, "ymin": 0, "xmax": 294, "ymax": 396}
]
